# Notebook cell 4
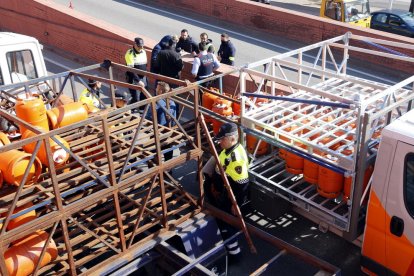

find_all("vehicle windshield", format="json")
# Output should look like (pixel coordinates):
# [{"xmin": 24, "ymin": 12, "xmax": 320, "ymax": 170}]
[
  {"xmin": 401, "ymin": 12, "xmax": 414, "ymax": 26},
  {"xmin": 344, "ymin": 0, "xmax": 370, "ymax": 22}
]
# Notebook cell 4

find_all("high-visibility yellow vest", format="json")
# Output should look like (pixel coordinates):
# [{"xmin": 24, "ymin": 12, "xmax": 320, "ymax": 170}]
[
  {"xmin": 125, "ymin": 48, "xmax": 147, "ymax": 68},
  {"xmin": 79, "ymin": 88, "xmax": 100, "ymax": 108},
  {"xmin": 217, "ymin": 143, "xmax": 249, "ymax": 184}
]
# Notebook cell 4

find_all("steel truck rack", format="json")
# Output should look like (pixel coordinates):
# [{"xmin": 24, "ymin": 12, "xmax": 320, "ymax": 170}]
[
  {"xmin": 238, "ymin": 32, "xmax": 414, "ymax": 240},
  {"xmin": 0, "ymin": 61, "xmax": 340, "ymax": 275}
]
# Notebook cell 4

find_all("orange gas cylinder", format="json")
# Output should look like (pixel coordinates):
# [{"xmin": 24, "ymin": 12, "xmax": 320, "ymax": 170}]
[
  {"xmin": 84, "ymin": 104, "xmax": 100, "ymax": 114},
  {"xmin": 212, "ymin": 103, "xmax": 233, "ymax": 135},
  {"xmin": 4, "ymin": 202, "xmax": 37, "ymax": 231},
  {"xmin": 317, "ymin": 157, "xmax": 344, "ymax": 199},
  {"xmin": 285, "ymin": 143, "xmax": 306, "ymax": 174},
  {"xmin": 246, "ymin": 127, "xmax": 269, "ymax": 156},
  {"xmin": 0, "ymin": 132, "xmax": 10, "ymax": 146},
  {"xmin": 253, "ymin": 96, "xmax": 269, "ymax": 107},
  {"xmin": 214, "ymin": 97, "xmax": 233, "ymax": 109},
  {"xmin": 5, "ymin": 230, "xmax": 58, "ymax": 276},
  {"xmin": 202, "ymin": 92, "xmax": 219, "ymax": 123},
  {"xmin": 303, "ymin": 133, "xmax": 321, "ymax": 184},
  {"xmin": 303, "ymin": 159, "xmax": 318, "ymax": 184},
  {"xmin": 47, "ymin": 102, "xmax": 89, "ymax": 129},
  {"xmin": 55, "ymin": 94, "xmax": 74, "ymax": 106},
  {"xmin": 0, "ymin": 150, "xmax": 42, "ymax": 186},
  {"xmin": 232, "ymin": 102, "xmax": 240, "ymax": 116},
  {"xmin": 15, "ymin": 96, "xmax": 49, "ymax": 134},
  {"xmin": 278, "ymin": 124, "xmax": 299, "ymax": 160},
  {"xmin": 22, "ymin": 130, "xmax": 70, "ymax": 166},
  {"xmin": 344, "ymin": 165, "xmax": 374, "ymax": 201}
]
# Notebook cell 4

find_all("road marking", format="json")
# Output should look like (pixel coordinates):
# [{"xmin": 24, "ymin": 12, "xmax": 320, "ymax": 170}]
[{"xmin": 122, "ymin": 0, "xmax": 396, "ymax": 85}]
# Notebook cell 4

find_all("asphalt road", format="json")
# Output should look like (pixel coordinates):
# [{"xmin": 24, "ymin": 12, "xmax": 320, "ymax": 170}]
[{"xmin": 55, "ymin": 0, "xmax": 411, "ymax": 87}]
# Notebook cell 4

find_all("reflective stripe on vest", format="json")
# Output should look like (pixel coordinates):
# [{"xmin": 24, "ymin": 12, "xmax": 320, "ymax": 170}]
[
  {"xmin": 125, "ymin": 49, "xmax": 147, "ymax": 68},
  {"xmin": 218, "ymin": 144, "xmax": 249, "ymax": 184}
]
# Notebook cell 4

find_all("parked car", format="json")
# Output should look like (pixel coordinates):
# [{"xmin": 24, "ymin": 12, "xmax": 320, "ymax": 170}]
[
  {"xmin": 251, "ymin": 0, "xmax": 271, "ymax": 4},
  {"xmin": 371, "ymin": 9, "xmax": 414, "ymax": 37}
]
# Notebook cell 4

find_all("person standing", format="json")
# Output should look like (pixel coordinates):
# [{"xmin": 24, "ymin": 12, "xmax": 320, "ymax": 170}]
[
  {"xmin": 156, "ymin": 38, "xmax": 184, "ymax": 81},
  {"xmin": 199, "ymin": 32, "xmax": 215, "ymax": 54},
  {"xmin": 410, "ymin": 0, "xmax": 414, "ymax": 13},
  {"xmin": 79, "ymin": 79, "xmax": 104, "ymax": 109},
  {"xmin": 191, "ymin": 42, "xmax": 220, "ymax": 87},
  {"xmin": 218, "ymin": 33, "xmax": 236, "ymax": 66},
  {"xmin": 202, "ymin": 122, "xmax": 249, "ymax": 263},
  {"xmin": 125, "ymin": 37, "xmax": 148, "ymax": 111},
  {"xmin": 150, "ymin": 35, "xmax": 172, "ymax": 74},
  {"xmin": 146, "ymin": 82, "xmax": 177, "ymax": 161},
  {"xmin": 176, "ymin": 29, "xmax": 198, "ymax": 55}
]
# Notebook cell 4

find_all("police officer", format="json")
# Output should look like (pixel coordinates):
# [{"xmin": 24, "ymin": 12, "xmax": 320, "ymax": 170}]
[
  {"xmin": 79, "ymin": 79, "xmax": 103, "ymax": 110},
  {"xmin": 218, "ymin": 33, "xmax": 236, "ymax": 66},
  {"xmin": 191, "ymin": 42, "xmax": 220, "ymax": 87},
  {"xmin": 203, "ymin": 122, "xmax": 249, "ymax": 263},
  {"xmin": 125, "ymin": 37, "xmax": 148, "ymax": 111}
]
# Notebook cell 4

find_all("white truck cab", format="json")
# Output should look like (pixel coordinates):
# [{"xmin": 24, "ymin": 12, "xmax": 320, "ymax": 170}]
[
  {"xmin": 0, "ymin": 32, "xmax": 47, "ymax": 86},
  {"xmin": 362, "ymin": 109, "xmax": 414, "ymax": 275}
]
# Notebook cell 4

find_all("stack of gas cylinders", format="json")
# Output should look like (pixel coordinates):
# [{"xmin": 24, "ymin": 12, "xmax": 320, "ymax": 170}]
[
  {"xmin": 202, "ymin": 88, "xmax": 270, "ymax": 156},
  {"xmin": 0, "ymin": 95, "xmax": 96, "ymax": 276},
  {"xmin": 278, "ymin": 113, "xmax": 376, "ymax": 200}
]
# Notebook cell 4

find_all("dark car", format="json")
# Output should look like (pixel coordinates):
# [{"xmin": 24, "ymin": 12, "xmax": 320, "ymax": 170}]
[{"xmin": 370, "ymin": 9, "xmax": 414, "ymax": 37}]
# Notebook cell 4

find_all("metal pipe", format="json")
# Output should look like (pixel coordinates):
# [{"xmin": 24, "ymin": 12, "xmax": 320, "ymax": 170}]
[
  {"xmin": 242, "ymin": 92, "xmax": 352, "ymax": 109},
  {"xmin": 172, "ymin": 231, "xmax": 242, "ymax": 276}
]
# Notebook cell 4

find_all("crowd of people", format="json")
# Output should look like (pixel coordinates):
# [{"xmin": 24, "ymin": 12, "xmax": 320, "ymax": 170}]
[
  {"xmin": 79, "ymin": 29, "xmax": 246, "ymax": 263},
  {"xmin": 124, "ymin": 29, "xmax": 236, "ymax": 110}
]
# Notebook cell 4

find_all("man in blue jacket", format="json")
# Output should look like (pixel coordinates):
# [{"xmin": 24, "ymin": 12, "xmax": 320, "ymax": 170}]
[{"xmin": 218, "ymin": 33, "xmax": 236, "ymax": 66}]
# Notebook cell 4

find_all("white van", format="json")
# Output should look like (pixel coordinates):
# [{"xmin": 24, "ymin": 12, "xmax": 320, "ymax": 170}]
[{"xmin": 0, "ymin": 32, "xmax": 47, "ymax": 86}]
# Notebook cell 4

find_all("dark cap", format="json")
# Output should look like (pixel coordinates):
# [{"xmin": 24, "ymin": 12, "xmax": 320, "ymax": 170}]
[
  {"xmin": 221, "ymin": 33, "xmax": 229, "ymax": 38},
  {"xmin": 134, "ymin": 37, "xmax": 144, "ymax": 46},
  {"xmin": 88, "ymin": 78, "xmax": 97, "ymax": 87},
  {"xmin": 216, "ymin": 122, "xmax": 238, "ymax": 139}
]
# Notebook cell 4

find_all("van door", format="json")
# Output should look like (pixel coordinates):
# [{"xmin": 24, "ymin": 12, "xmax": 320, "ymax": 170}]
[{"xmin": 385, "ymin": 141, "xmax": 414, "ymax": 275}]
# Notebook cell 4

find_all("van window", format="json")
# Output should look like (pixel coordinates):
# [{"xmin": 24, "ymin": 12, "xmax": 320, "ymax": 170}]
[
  {"xmin": 404, "ymin": 153, "xmax": 414, "ymax": 217},
  {"xmin": 6, "ymin": 50, "xmax": 37, "ymax": 83}
]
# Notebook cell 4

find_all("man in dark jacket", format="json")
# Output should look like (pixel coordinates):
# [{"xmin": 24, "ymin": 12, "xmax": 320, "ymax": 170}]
[
  {"xmin": 199, "ymin": 32, "xmax": 215, "ymax": 54},
  {"xmin": 156, "ymin": 38, "xmax": 184, "ymax": 80},
  {"xmin": 218, "ymin": 33, "xmax": 236, "ymax": 66},
  {"xmin": 150, "ymin": 35, "xmax": 172, "ymax": 74},
  {"xmin": 176, "ymin": 29, "xmax": 198, "ymax": 55}
]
